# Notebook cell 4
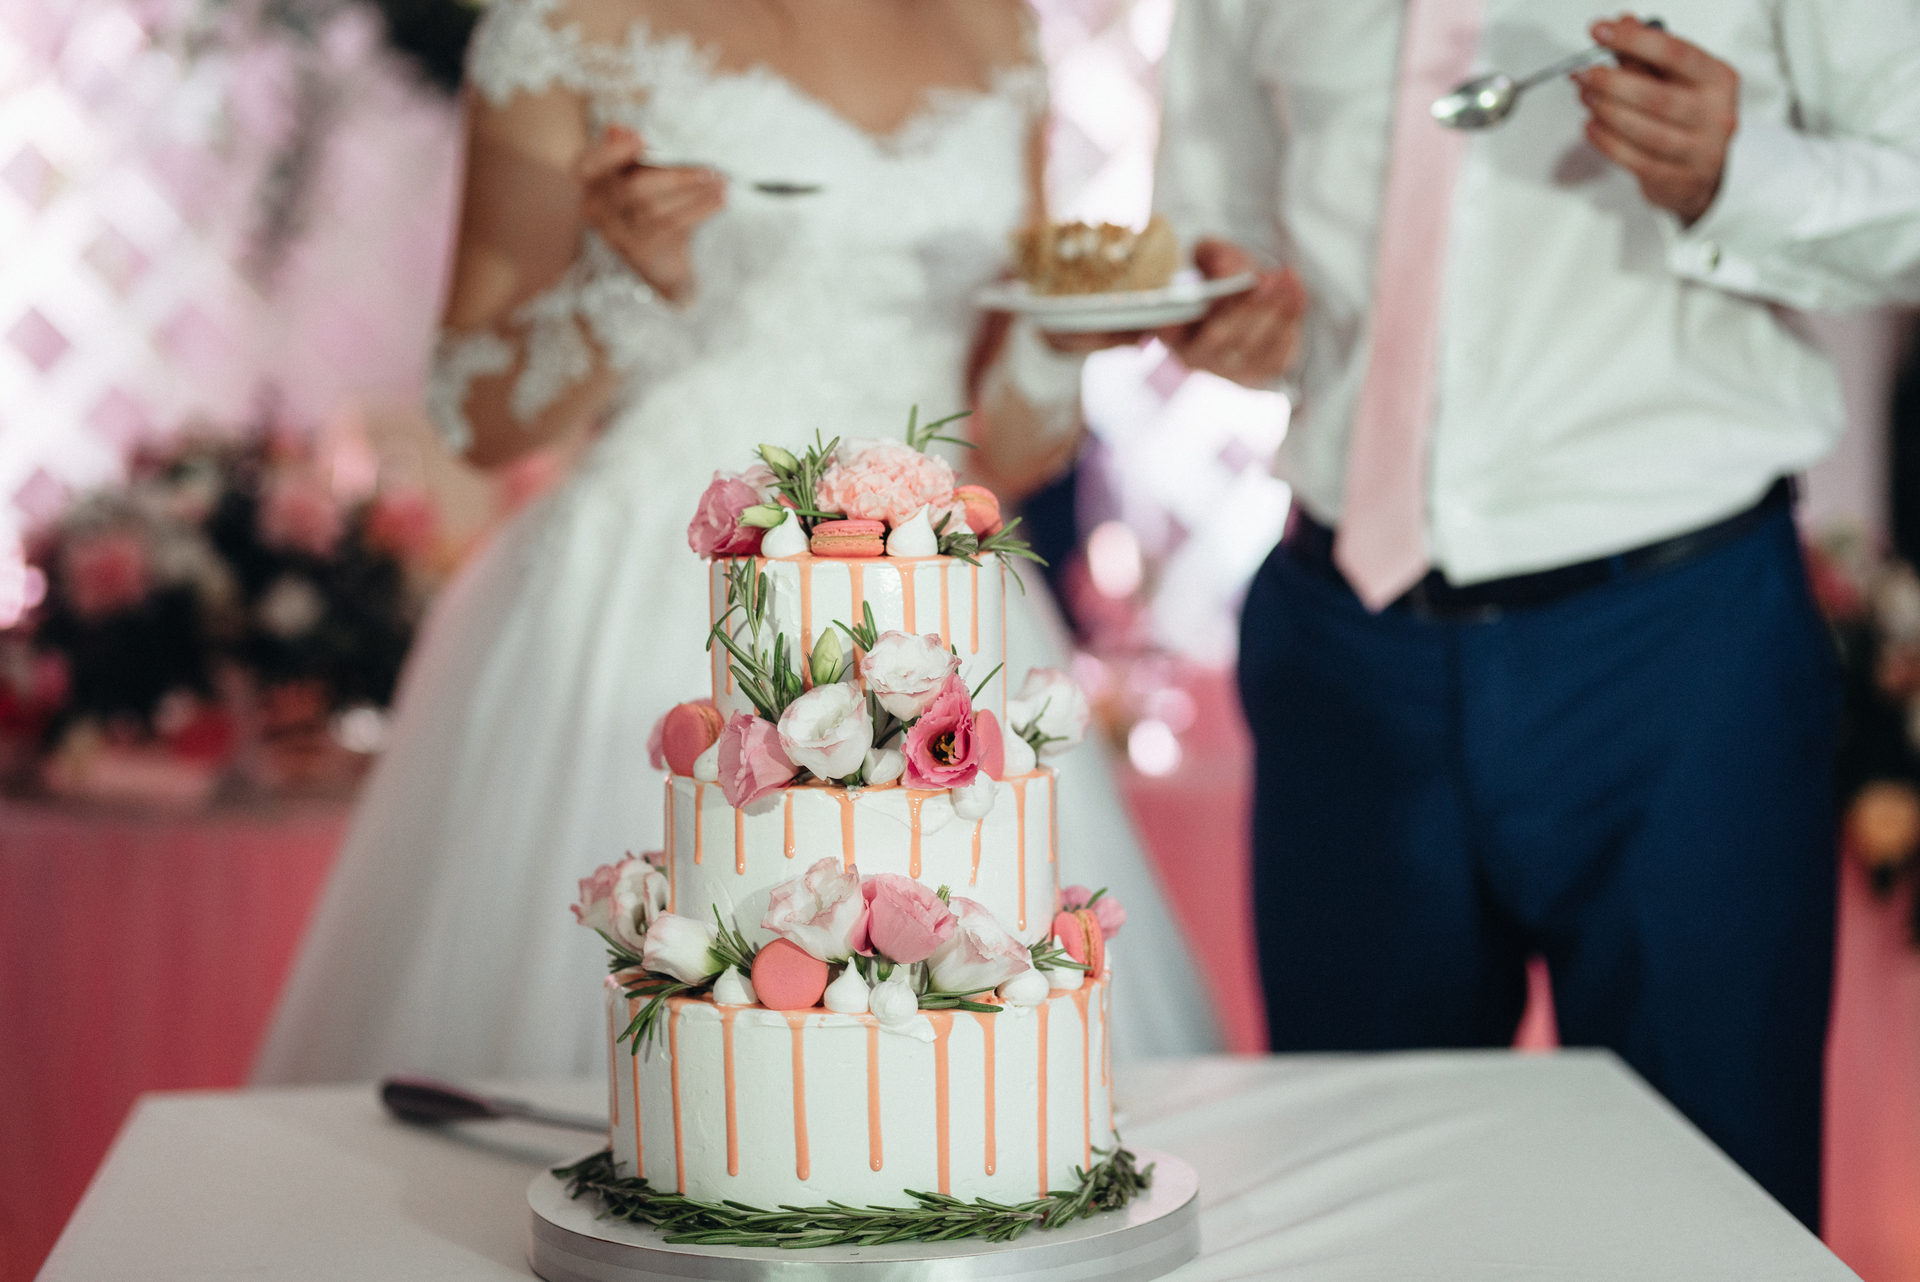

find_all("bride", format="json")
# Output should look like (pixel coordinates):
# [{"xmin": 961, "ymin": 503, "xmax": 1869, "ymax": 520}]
[{"xmin": 255, "ymin": 0, "xmax": 1219, "ymax": 1082}]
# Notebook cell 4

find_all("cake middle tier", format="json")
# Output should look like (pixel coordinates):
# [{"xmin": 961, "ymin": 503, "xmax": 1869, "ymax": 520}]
[
  {"xmin": 707, "ymin": 554, "xmax": 1008, "ymax": 721},
  {"xmin": 663, "ymin": 772, "xmax": 1060, "ymax": 946}
]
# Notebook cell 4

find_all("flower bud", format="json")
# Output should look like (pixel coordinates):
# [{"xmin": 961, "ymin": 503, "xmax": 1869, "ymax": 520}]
[
  {"xmin": 641, "ymin": 913, "xmax": 724, "ymax": 985},
  {"xmin": 758, "ymin": 444, "xmax": 801, "ymax": 474},
  {"xmin": 810, "ymin": 630, "xmax": 848, "ymax": 686},
  {"xmin": 739, "ymin": 503, "xmax": 790, "ymax": 529}
]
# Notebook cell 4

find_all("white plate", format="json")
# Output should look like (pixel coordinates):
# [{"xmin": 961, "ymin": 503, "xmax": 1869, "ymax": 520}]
[{"xmin": 973, "ymin": 271, "xmax": 1257, "ymax": 333}]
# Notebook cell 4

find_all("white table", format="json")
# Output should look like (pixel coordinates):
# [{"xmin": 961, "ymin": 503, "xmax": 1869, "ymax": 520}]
[{"xmin": 39, "ymin": 1050, "xmax": 1856, "ymax": 1281}]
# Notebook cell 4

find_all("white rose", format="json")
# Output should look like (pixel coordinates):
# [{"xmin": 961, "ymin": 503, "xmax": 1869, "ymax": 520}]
[
  {"xmin": 869, "ymin": 971, "xmax": 920, "ymax": 1027},
  {"xmin": 860, "ymin": 631, "xmax": 960, "ymax": 720},
  {"xmin": 641, "ymin": 913, "xmax": 724, "ymax": 984},
  {"xmin": 777, "ymin": 682, "xmax": 873, "ymax": 781},
  {"xmin": 823, "ymin": 965, "xmax": 871, "ymax": 1014},
  {"xmin": 927, "ymin": 896, "xmax": 1032, "ymax": 994},
  {"xmin": 1007, "ymin": 669, "xmax": 1092, "ymax": 759}
]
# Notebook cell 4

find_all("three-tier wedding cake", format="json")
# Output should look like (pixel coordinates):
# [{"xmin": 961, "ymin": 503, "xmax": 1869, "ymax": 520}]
[{"xmin": 563, "ymin": 414, "xmax": 1143, "ymax": 1241}]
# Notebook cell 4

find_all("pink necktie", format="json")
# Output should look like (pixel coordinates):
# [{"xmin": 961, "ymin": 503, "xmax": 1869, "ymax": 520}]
[{"xmin": 1333, "ymin": 0, "xmax": 1486, "ymax": 611}]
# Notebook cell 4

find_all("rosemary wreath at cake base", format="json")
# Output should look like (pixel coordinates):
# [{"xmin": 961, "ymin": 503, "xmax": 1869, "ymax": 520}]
[{"xmin": 555, "ymin": 1144, "xmax": 1153, "ymax": 1248}]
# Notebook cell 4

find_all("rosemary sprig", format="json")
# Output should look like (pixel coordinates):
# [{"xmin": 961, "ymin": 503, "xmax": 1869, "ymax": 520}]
[
  {"xmin": 940, "ymin": 515, "xmax": 1047, "ymax": 594},
  {"xmin": 617, "ymin": 973, "xmax": 698, "ymax": 1050},
  {"xmin": 904, "ymin": 405, "xmax": 977, "ymax": 454},
  {"xmin": 555, "ymin": 1144, "xmax": 1152, "ymax": 1247},
  {"xmin": 1027, "ymin": 939, "xmax": 1091, "ymax": 973},
  {"xmin": 758, "ymin": 433, "xmax": 843, "ymax": 533},
  {"xmin": 709, "ymin": 908, "xmax": 759, "ymax": 976},
  {"xmin": 708, "ymin": 562, "xmax": 806, "ymax": 721}
]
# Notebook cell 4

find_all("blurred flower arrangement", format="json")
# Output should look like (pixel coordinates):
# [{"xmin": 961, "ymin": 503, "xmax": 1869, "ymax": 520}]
[
  {"xmin": 1810, "ymin": 532, "xmax": 1920, "ymax": 941},
  {"xmin": 0, "ymin": 433, "xmax": 437, "ymax": 808}
]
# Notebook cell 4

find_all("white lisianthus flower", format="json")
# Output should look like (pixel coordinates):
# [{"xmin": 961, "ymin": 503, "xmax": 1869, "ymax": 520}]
[
  {"xmin": 607, "ymin": 861, "xmax": 670, "ymax": 954},
  {"xmin": 927, "ymin": 896, "xmax": 1032, "ymax": 994},
  {"xmin": 761, "ymin": 856, "xmax": 868, "ymax": 962},
  {"xmin": 860, "ymin": 631, "xmax": 960, "ymax": 720},
  {"xmin": 1007, "ymin": 669, "xmax": 1092, "ymax": 759},
  {"xmin": 777, "ymin": 682, "xmax": 873, "ymax": 781},
  {"xmin": 641, "ymin": 913, "xmax": 725, "ymax": 984},
  {"xmin": 869, "ymin": 971, "xmax": 920, "ymax": 1027},
  {"xmin": 863, "ymin": 746, "xmax": 905, "ymax": 785}
]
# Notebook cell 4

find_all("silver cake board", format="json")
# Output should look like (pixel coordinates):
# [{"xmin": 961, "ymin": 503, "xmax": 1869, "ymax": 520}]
[{"xmin": 527, "ymin": 1149, "xmax": 1200, "ymax": 1282}]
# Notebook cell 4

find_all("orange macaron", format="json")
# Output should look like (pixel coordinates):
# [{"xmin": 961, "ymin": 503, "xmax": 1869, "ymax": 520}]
[{"xmin": 809, "ymin": 519, "xmax": 886, "ymax": 558}]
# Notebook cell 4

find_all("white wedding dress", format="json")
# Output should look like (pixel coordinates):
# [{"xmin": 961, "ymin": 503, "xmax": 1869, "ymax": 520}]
[{"xmin": 254, "ymin": 0, "xmax": 1220, "ymax": 1085}]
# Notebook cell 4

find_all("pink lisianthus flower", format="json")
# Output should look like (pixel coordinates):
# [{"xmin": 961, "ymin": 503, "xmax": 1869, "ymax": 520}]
[
  {"xmin": 1060, "ymin": 885, "xmax": 1126, "ymax": 938},
  {"xmin": 927, "ymin": 895, "xmax": 1033, "ymax": 994},
  {"xmin": 571, "ymin": 856, "xmax": 670, "ymax": 955},
  {"xmin": 716, "ymin": 713, "xmax": 797, "ymax": 808},
  {"xmin": 854, "ymin": 873, "xmax": 956, "ymax": 964},
  {"xmin": 687, "ymin": 472, "xmax": 768, "ymax": 559},
  {"xmin": 815, "ymin": 438, "xmax": 957, "ymax": 529},
  {"xmin": 259, "ymin": 474, "xmax": 344, "ymax": 558},
  {"xmin": 62, "ymin": 531, "xmax": 150, "ymax": 620},
  {"xmin": 901, "ymin": 674, "xmax": 982, "ymax": 790},
  {"xmin": 762, "ymin": 856, "xmax": 868, "ymax": 961}
]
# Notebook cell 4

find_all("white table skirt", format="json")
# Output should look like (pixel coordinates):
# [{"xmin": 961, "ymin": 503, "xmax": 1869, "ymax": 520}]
[{"xmin": 39, "ymin": 1050, "xmax": 1856, "ymax": 1281}]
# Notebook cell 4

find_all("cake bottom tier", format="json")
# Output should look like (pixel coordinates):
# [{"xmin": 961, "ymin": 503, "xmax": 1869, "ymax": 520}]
[{"xmin": 604, "ymin": 975, "xmax": 1116, "ymax": 1209}]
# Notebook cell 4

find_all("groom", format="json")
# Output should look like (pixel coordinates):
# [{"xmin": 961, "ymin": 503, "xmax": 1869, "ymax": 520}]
[{"xmin": 1138, "ymin": 2, "xmax": 1920, "ymax": 1229}]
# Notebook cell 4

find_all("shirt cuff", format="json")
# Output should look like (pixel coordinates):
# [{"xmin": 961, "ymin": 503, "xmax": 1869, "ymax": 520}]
[{"xmin": 1664, "ymin": 116, "xmax": 1818, "ymax": 293}]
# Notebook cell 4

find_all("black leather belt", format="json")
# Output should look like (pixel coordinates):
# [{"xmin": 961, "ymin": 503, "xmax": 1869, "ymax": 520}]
[{"xmin": 1285, "ymin": 478, "xmax": 1796, "ymax": 622}]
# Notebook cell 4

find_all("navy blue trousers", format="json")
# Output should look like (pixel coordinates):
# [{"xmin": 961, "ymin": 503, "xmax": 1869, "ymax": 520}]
[{"xmin": 1237, "ymin": 506, "xmax": 1838, "ymax": 1229}]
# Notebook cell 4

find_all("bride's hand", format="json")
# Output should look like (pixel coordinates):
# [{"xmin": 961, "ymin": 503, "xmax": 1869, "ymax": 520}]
[{"xmin": 575, "ymin": 126, "xmax": 726, "ymax": 304}]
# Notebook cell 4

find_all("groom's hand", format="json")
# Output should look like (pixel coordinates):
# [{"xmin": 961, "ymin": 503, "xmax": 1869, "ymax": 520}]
[{"xmin": 1156, "ymin": 240, "xmax": 1306, "ymax": 390}]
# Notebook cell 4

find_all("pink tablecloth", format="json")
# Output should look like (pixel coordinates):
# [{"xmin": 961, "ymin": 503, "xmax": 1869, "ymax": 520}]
[{"xmin": 0, "ymin": 801, "xmax": 347, "ymax": 1282}]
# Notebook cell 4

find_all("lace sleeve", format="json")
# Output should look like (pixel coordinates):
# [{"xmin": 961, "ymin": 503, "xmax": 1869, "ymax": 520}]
[
  {"xmin": 466, "ymin": 0, "xmax": 591, "ymax": 107},
  {"xmin": 424, "ymin": 232, "xmax": 684, "ymax": 454}
]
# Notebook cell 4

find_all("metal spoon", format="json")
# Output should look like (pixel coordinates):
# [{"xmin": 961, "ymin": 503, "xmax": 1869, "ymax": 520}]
[
  {"xmin": 1432, "ymin": 17, "xmax": 1664, "ymax": 130},
  {"xmin": 635, "ymin": 156, "xmax": 823, "ymax": 197},
  {"xmin": 380, "ymin": 1075, "xmax": 607, "ymax": 1134}
]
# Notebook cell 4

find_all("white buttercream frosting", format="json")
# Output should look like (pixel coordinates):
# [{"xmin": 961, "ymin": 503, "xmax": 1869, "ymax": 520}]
[{"xmin": 999, "ymin": 730, "xmax": 1037, "ymax": 779}]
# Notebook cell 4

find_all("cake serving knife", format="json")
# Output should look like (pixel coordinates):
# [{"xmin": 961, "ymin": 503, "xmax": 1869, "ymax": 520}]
[{"xmin": 380, "ymin": 1075, "xmax": 607, "ymax": 1134}]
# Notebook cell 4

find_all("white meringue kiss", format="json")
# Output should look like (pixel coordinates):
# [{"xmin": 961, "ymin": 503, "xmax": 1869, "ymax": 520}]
[
  {"xmin": 863, "ymin": 746, "xmax": 905, "ymax": 786},
  {"xmin": 999, "ymin": 968, "xmax": 1050, "ymax": 1007},
  {"xmin": 885, "ymin": 505, "xmax": 939, "ymax": 558},
  {"xmin": 692, "ymin": 739, "xmax": 721, "ymax": 781},
  {"xmin": 869, "ymin": 972, "xmax": 920, "ymax": 1027},
  {"xmin": 951, "ymin": 772, "xmax": 997, "ymax": 820},
  {"xmin": 711, "ymin": 966, "xmax": 757, "ymax": 1006},
  {"xmin": 999, "ymin": 728, "xmax": 1037, "ymax": 778},
  {"xmin": 759, "ymin": 508, "xmax": 809, "ymax": 558},
  {"xmin": 823, "ymin": 965, "xmax": 871, "ymax": 1014}
]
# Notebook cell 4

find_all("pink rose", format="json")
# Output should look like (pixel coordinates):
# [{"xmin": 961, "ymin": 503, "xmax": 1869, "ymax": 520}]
[
  {"xmin": 860, "ymin": 631, "xmax": 961, "ymax": 720},
  {"xmin": 854, "ymin": 873, "xmax": 956, "ymax": 964},
  {"xmin": 259, "ymin": 474, "xmax": 343, "ymax": 558},
  {"xmin": 716, "ymin": 713, "xmax": 797, "ymax": 808},
  {"xmin": 815, "ymin": 438, "xmax": 957, "ymax": 528},
  {"xmin": 901, "ymin": 674, "xmax": 982, "ymax": 790},
  {"xmin": 687, "ymin": 472, "xmax": 767, "ymax": 559},
  {"xmin": 63, "ymin": 531, "xmax": 150, "ymax": 620},
  {"xmin": 1060, "ymin": 886, "xmax": 1126, "ymax": 938},
  {"xmin": 762, "ymin": 856, "xmax": 868, "ymax": 961},
  {"xmin": 928, "ymin": 895, "xmax": 1033, "ymax": 994}
]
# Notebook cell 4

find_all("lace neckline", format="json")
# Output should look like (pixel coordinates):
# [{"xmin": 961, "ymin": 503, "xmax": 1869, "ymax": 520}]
[{"xmin": 608, "ymin": 16, "xmax": 1042, "ymax": 156}]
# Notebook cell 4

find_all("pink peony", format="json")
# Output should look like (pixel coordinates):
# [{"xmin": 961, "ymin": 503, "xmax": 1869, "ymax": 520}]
[
  {"xmin": 1060, "ymin": 886, "xmax": 1126, "ymax": 938},
  {"xmin": 716, "ymin": 713, "xmax": 797, "ymax": 807},
  {"xmin": 928, "ymin": 895, "xmax": 1033, "ymax": 994},
  {"xmin": 259, "ymin": 474, "xmax": 344, "ymax": 558},
  {"xmin": 687, "ymin": 472, "xmax": 766, "ymax": 559},
  {"xmin": 815, "ymin": 438, "xmax": 957, "ymax": 528},
  {"xmin": 860, "ymin": 631, "xmax": 961, "ymax": 720},
  {"xmin": 762, "ymin": 856, "xmax": 869, "ymax": 962},
  {"xmin": 901, "ymin": 674, "xmax": 982, "ymax": 790},
  {"xmin": 855, "ymin": 873, "xmax": 956, "ymax": 964},
  {"xmin": 63, "ymin": 531, "xmax": 150, "ymax": 620}
]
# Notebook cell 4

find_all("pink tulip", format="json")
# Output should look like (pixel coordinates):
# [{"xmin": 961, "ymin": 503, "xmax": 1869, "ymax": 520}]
[
  {"xmin": 716, "ymin": 713, "xmax": 797, "ymax": 808},
  {"xmin": 854, "ymin": 873, "xmax": 955, "ymax": 964},
  {"xmin": 902, "ymin": 674, "xmax": 982, "ymax": 790}
]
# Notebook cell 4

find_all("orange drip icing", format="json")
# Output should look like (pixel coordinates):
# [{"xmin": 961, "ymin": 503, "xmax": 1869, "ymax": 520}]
[
  {"xmin": 906, "ymin": 790, "xmax": 934, "ymax": 878},
  {"xmin": 1104, "ymin": 980, "xmax": 1115, "ymax": 1136},
  {"xmin": 969, "ymin": 562, "xmax": 980, "ymax": 653},
  {"xmin": 849, "ymin": 563, "xmax": 866, "ymax": 665},
  {"xmin": 784, "ymin": 1012, "xmax": 810, "ymax": 1180},
  {"xmin": 969, "ymin": 818, "xmax": 983, "ymax": 886},
  {"xmin": 836, "ymin": 790, "xmax": 857, "ymax": 870},
  {"xmin": 1070, "ymin": 986, "xmax": 1092, "ymax": 1170},
  {"xmin": 734, "ymin": 806, "xmax": 746, "ymax": 874},
  {"xmin": 939, "ymin": 565, "xmax": 951, "ymax": 649},
  {"xmin": 974, "ymin": 1011, "xmax": 997, "ymax": 1175},
  {"xmin": 669, "ymin": 1001, "xmax": 687, "ymax": 1193},
  {"xmin": 930, "ymin": 1011, "xmax": 953, "ymax": 1195},
  {"xmin": 783, "ymin": 792, "xmax": 796, "ymax": 858},
  {"xmin": 692, "ymin": 782, "xmax": 705, "ymax": 865},
  {"xmin": 865, "ymin": 1020, "xmax": 884, "ymax": 1171},
  {"xmin": 799, "ymin": 558, "xmax": 815, "ymax": 687},
  {"xmin": 1035, "ymin": 1001, "xmax": 1049, "ymax": 1195},
  {"xmin": 1013, "ymin": 778, "xmax": 1028, "ymax": 930},
  {"xmin": 901, "ymin": 561, "xmax": 918, "ymax": 633},
  {"xmin": 722, "ymin": 1006, "xmax": 740, "ymax": 1176}
]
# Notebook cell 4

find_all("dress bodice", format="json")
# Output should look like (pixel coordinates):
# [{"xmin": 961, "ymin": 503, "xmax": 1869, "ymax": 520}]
[{"xmin": 456, "ymin": 0, "xmax": 1040, "ymax": 478}]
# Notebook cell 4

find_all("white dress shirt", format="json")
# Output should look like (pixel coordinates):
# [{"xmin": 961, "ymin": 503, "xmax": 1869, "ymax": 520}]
[{"xmin": 1154, "ymin": 0, "xmax": 1920, "ymax": 583}]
